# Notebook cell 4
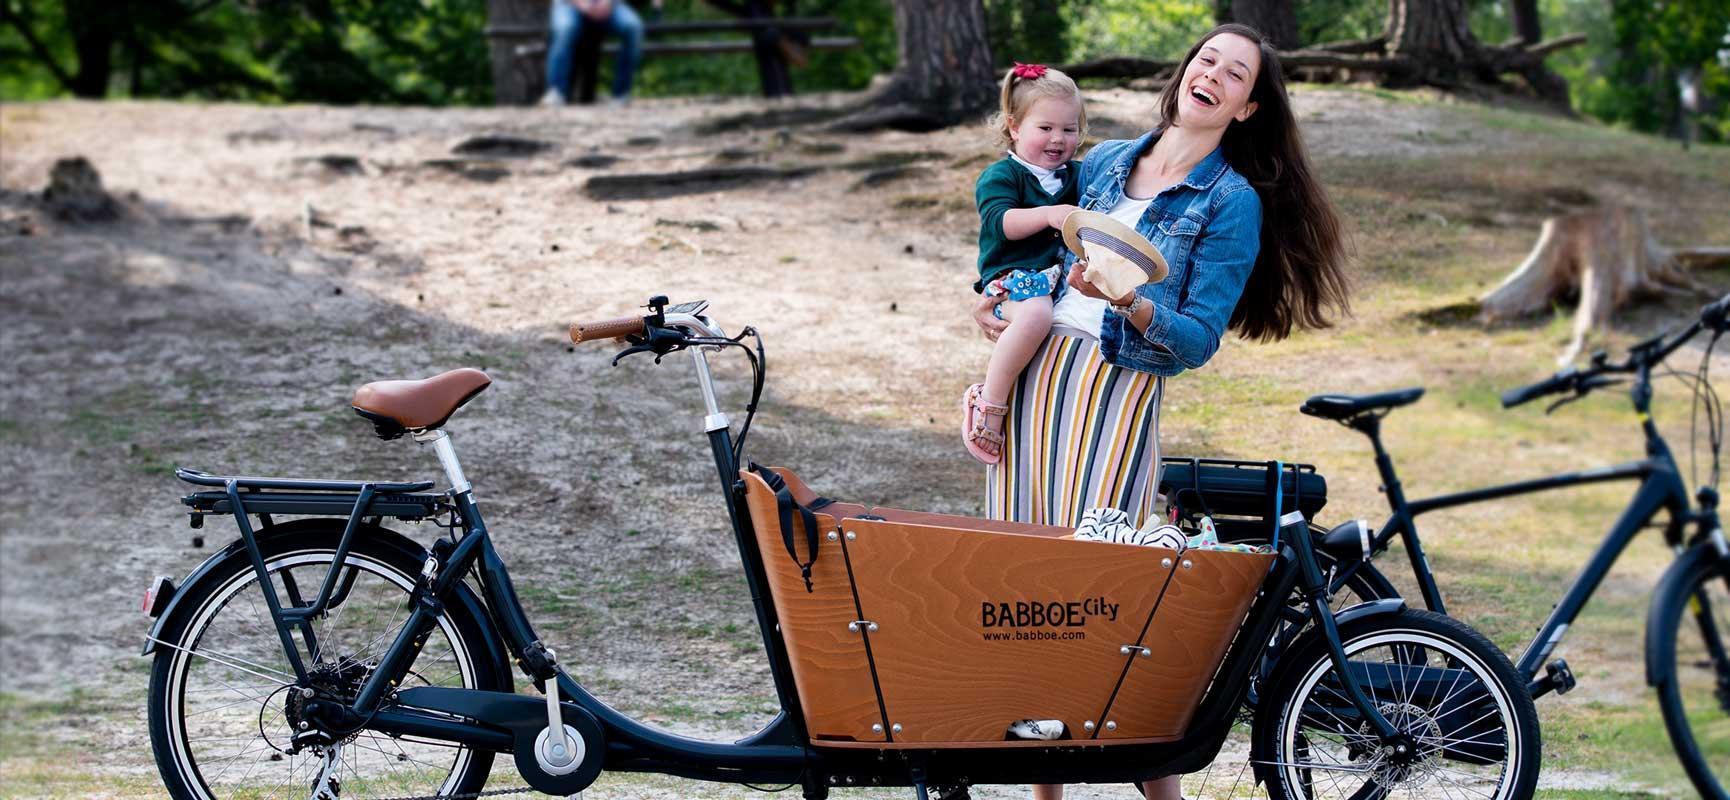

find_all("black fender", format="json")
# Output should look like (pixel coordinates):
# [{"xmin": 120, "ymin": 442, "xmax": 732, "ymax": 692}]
[
  {"xmin": 141, "ymin": 519, "xmax": 511, "ymax": 691},
  {"xmin": 1332, "ymin": 597, "xmax": 1408, "ymax": 626},
  {"xmin": 1647, "ymin": 541, "xmax": 1720, "ymax": 687},
  {"xmin": 1264, "ymin": 598, "xmax": 1407, "ymax": 678}
]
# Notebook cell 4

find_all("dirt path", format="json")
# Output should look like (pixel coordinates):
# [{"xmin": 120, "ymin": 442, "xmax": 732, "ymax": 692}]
[{"xmin": 2, "ymin": 88, "xmax": 1725, "ymax": 797}]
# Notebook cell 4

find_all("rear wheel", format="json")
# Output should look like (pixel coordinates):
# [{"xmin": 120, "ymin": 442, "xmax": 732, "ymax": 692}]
[
  {"xmin": 147, "ymin": 523, "xmax": 501, "ymax": 799},
  {"xmin": 1653, "ymin": 542, "xmax": 1730, "ymax": 799},
  {"xmin": 1253, "ymin": 609, "xmax": 1540, "ymax": 800}
]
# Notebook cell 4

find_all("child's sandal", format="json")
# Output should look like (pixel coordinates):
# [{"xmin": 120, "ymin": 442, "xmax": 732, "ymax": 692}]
[{"xmin": 961, "ymin": 383, "xmax": 1010, "ymax": 465}]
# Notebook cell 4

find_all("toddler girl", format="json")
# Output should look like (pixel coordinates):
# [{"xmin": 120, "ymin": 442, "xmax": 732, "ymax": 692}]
[{"xmin": 963, "ymin": 63, "xmax": 1086, "ymax": 464}]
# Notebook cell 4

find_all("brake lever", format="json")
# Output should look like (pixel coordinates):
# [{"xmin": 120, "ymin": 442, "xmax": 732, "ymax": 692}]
[
  {"xmin": 1543, "ymin": 393, "xmax": 1581, "ymax": 415},
  {"xmin": 609, "ymin": 327, "xmax": 690, "ymax": 366},
  {"xmin": 1543, "ymin": 375, "xmax": 1623, "ymax": 414}
]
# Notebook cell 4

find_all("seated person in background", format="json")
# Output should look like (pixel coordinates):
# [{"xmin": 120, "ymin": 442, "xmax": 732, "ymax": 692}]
[{"xmin": 541, "ymin": 0, "xmax": 663, "ymax": 106}]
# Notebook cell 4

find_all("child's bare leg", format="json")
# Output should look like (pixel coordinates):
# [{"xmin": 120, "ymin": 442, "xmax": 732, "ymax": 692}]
[
  {"xmin": 1032, "ymin": 783, "xmax": 1063, "ymax": 800},
  {"xmin": 1139, "ymin": 775, "xmax": 1181, "ymax": 800},
  {"xmin": 983, "ymin": 295, "xmax": 1054, "ymax": 408}
]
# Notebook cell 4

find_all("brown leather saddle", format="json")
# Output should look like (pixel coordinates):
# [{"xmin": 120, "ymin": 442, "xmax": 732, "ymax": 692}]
[{"xmin": 351, "ymin": 368, "xmax": 491, "ymax": 439}]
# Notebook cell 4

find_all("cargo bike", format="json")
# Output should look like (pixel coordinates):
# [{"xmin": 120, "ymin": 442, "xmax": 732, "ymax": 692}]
[{"xmin": 141, "ymin": 297, "xmax": 1540, "ymax": 800}]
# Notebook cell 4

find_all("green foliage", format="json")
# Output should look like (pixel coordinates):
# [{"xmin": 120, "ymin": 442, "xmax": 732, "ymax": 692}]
[
  {"xmin": 1595, "ymin": 0, "xmax": 1730, "ymax": 143},
  {"xmin": 1294, "ymin": 0, "xmax": 1384, "ymax": 45},
  {"xmin": 630, "ymin": 0, "xmax": 897, "ymax": 97},
  {"xmin": 985, "ymin": 0, "xmax": 1068, "ymax": 66},
  {"xmin": 0, "ymin": 0, "xmax": 492, "ymax": 103},
  {"xmin": 1060, "ymin": 0, "xmax": 1214, "ymax": 63},
  {"xmin": 0, "ymin": 0, "xmax": 895, "ymax": 103},
  {"xmin": 1, "ymin": 0, "xmax": 1726, "ymax": 146}
]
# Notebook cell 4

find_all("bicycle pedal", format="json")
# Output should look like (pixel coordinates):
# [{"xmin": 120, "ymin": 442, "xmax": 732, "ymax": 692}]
[{"xmin": 1546, "ymin": 658, "xmax": 1577, "ymax": 695}]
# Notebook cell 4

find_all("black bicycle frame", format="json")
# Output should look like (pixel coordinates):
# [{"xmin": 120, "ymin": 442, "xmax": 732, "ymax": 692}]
[
  {"xmin": 193, "ymin": 316, "xmax": 1418, "ymax": 791},
  {"xmin": 1358, "ymin": 363, "xmax": 1701, "ymax": 680}
]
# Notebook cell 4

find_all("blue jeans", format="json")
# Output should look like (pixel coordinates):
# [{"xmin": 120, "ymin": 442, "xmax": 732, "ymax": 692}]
[{"xmin": 545, "ymin": 1, "xmax": 644, "ymax": 99}]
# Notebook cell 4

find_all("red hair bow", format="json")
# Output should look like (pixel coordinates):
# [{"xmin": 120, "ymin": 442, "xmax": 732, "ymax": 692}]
[{"xmin": 1012, "ymin": 62, "xmax": 1048, "ymax": 80}]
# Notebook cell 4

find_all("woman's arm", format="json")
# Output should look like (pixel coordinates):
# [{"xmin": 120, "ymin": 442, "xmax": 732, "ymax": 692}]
[{"xmin": 1133, "ymin": 187, "xmax": 1262, "ymax": 369}]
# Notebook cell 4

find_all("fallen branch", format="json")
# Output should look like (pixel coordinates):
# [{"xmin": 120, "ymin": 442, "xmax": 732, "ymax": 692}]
[
  {"xmin": 1061, "ymin": 50, "xmax": 1408, "ymax": 82},
  {"xmin": 1522, "ymin": 33, "xmax": 1588, "ymax": 58},
  {"xmin": 1310, "ymin": 35, "xmax": 1388, "ymax": 54}
]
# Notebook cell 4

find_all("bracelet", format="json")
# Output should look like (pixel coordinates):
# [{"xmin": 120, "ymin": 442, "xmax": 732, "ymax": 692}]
[{"xmin": 1107, "ymin": 293, "xmax": 1146, "ymax": 319}]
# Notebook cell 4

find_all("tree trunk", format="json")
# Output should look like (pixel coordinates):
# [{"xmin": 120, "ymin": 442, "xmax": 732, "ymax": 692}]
[
  {"xmin": 1230, "ymin": 0, "xmax": 1299, "ymax": 50},
  {"xmin": 1381, "ymin": 0, "xmax": 1573, "ymax": 106},
  {"xmin": 1478, "ymin": 206, "xmax": 1721, "ymax": 365},
  {"xmin": 834, "ymin": 0, "xmax": 995, "ymax": 132},
  {"xmin": 65, "ymin": 0, "xmax": 117, "ymax": 98},
  {"xmin": 1507, "ymin": 0, "xmax": 1541, "ymax": 44},
  {"xmin": 1384, "ymin": 0, "xmax": 1483, "ymax": 86},
  {"xmin": 487, "ymin": 0, "xmax": 547, "ymax": 105}
]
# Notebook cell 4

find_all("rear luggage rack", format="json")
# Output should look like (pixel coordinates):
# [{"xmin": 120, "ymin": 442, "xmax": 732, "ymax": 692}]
[
  {"xmin": 181, "ymin": 490, "xmax": 448, "ymax": 520},
  {"xmin": 173, "ymin": 467, "xmax": 456, "ymax": 642},
  {"xmin": 177, "ymin": 468, "xmax": 450, "ymax": 525},
  {"xmin": 176, "ymin": 468, "xmax": 434, "ymax": 493}
]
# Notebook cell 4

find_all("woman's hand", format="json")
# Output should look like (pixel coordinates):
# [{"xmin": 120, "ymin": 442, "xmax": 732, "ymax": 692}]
[
  {"xmin": 1066, "ymin": 262, "xmax": 1135, "ymax": 305},
  {"xmin": 973, "ymin": 290, "xmax": 1010, "ymax": 342}
]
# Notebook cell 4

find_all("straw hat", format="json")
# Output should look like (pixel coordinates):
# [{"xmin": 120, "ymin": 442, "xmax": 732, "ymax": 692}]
[{"xmin": 1061, "ymin": 209, "xmax": 1168, "ymax": 301}]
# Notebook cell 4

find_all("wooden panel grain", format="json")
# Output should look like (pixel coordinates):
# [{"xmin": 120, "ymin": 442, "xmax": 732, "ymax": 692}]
[
  {"xmin": 1097, "ymin": 550, "xmax": 1273, "ymax": 739},
  {"xmin": 843, "ymin": 517, "xmax": 1179, "ymax": 744},
  {"xmin": 862, "ymin": 507, "xmax": 1074, "ymax": 538},
  {"xmin": 739, "ymin": 470, "xmax": 885, "ymax": 742}
]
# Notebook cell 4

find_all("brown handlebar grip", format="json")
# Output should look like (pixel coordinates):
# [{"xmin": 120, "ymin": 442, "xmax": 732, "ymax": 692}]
[{"xmin": 570, "ymin": 316, "xmax": 647, "ymax": 344}]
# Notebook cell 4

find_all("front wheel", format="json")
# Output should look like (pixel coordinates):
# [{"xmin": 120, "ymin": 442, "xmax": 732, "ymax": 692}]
[
  {"xmin": 147, "ymin": 522, "xmax": 502, "ymax": 799},
  {"xmin": 1253, "ymin": 609, "xmax": 1541, "ymax": 800},
  {"xmin": 1651, "ymin": 541, "xmax": 1730, "ymax": 799}
]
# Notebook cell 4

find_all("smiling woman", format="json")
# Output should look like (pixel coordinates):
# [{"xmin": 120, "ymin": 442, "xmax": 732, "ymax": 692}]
[{"xmin": 971, "ymin": 23, "xmax": 1352, "ymax": 800}]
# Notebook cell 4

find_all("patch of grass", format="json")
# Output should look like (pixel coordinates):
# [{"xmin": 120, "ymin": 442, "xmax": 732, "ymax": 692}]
[{"xmin": 1541, "ymin": 698, "xmax": 1693, "ymax": 795}]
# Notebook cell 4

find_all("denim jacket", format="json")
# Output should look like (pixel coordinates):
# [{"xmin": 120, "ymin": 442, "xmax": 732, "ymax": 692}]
[{"xmin": 1063, "ymin": 130, "xmax": 1262, "ymax": 377}]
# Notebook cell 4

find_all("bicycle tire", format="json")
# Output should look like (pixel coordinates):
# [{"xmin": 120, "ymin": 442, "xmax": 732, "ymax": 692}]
[
  {"xmin": 147, "ymin": 521, "xmax": 502, "ymax": 800},
  {"xmin": 1651, "ymin": 541, "xmax": 1730, "ymax": 799},
  {"xmin": 1252, "ymin": 608, "xmax": 1541, "ymax": 800}
]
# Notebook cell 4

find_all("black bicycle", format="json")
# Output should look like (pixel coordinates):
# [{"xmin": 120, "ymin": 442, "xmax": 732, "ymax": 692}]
[
  {"xmin": 140, "ymin": 296, "xmax": 1541, "ymax": 800},
  {"xmin": 1294, "ymin": 295, "xmax": 1730, "ymax": 797}
]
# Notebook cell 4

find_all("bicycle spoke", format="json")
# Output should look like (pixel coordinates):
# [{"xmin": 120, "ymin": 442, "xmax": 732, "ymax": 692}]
[{"xmin": 158, "ymin": 547, "xmax": 485, "ymax": 799}]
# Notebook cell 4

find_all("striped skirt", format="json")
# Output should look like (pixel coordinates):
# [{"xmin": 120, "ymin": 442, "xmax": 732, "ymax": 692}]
[{"xmin": 985, "ymin": 329, "xmax": 1165, "ymax": 528}]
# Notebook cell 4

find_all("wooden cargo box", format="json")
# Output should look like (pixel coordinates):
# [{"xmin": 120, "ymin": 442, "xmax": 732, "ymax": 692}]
[{"xmin": 739, "ymin": 468, "xmax": 1271, "ymax": 748}]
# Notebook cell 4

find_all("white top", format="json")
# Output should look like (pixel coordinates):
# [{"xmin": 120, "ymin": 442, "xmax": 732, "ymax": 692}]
[
  {"xmin": 1008, "ymin": 150, "xmax": 1065, "ymax": 196},
  {"xmin": 1049, "ymin": 192, "xmax": 1157, "ymax": 338}
]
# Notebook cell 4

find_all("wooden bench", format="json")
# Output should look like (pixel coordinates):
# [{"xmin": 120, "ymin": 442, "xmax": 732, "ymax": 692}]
[{"xmin": 484, "ymin": 14, "xmax": 859, "ymax": 103}]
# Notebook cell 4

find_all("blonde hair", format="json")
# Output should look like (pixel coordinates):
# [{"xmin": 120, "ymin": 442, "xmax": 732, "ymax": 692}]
[{"xmin": 989, "ymin": 65, "xmax": 1087, "ymax": 151}]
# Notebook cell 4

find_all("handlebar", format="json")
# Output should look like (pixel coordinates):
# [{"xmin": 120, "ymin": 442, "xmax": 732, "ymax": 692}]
[
  {"xmin": 570, "ymin": 315, "xmax": 647, "ymax": 344},
  {"xmin": 1703, "ymin": 295, "xmax": 1730, "ymax": 332},
  {"xmin": 1500, "ymin": 368, "xmax": 1578, "ymax": 409},
  {"xmin": 1501, "ymin": 294, "xmax": 1729, "ymax": 409}
]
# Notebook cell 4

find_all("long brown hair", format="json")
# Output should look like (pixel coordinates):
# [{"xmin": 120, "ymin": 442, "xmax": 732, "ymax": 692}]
[{"xmin": 1158, "ymin": 23, "xmax": 1351, "ymax": 342}]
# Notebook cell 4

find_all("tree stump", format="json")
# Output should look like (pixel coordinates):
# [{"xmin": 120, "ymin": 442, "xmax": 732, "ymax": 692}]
[
  {"xmin": 1479, "ymin": 205, "xmax": 1727, "ymax": 364},
  {"xmin": 42, "ymin": 156, "xmax": 120, "ymax": 222}
]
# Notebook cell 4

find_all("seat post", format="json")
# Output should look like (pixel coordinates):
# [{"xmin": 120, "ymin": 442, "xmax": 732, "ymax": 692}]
[{"xmin": 413, "ymin": 429, "xmax": 472, "ymax": 495}]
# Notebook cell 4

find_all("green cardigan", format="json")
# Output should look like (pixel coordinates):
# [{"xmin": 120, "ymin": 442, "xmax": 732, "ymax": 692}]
[{"xmin": 973, "ymin": 156, "xmax": 1080, "ymax": 292}]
